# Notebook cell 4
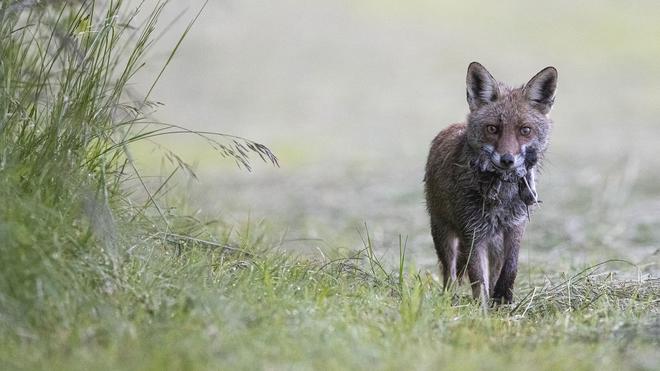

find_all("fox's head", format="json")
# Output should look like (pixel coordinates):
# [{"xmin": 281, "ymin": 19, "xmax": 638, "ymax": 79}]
[{"xmin": 465, "ymin": 62, "xmax": 557, "ymax": 179}]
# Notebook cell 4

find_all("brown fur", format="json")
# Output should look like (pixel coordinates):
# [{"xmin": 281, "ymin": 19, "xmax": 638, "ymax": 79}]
[{"xmin": 424, "ymin": 62, "xmax": 558, "ymax": 303}]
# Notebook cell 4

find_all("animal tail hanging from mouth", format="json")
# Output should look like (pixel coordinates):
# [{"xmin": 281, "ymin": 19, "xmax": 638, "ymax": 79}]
[{"xmin": 522, "ymin": 174, "xmax": 541, "ymax": 221}]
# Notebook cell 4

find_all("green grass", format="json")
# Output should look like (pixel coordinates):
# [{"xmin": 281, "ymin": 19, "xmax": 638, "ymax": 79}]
[
  {"xmin": 1, "ymin": 236, "xmax": 657, "ymax": 370},
  {"xmin": 0, "ymin": 1, "xmax": 658, "ymax": 370}
]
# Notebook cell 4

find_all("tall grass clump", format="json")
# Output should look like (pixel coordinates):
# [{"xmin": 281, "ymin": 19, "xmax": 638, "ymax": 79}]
[{"xmin": 0, "ymin": 0, "xmax": 275, "ymax": 341}]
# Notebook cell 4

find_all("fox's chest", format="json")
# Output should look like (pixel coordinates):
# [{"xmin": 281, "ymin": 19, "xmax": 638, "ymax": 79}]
[
  {"xmin": 463, "ymin": 183, "xmax": 529, "ymax": 235},
  {"xmin": 482, "ymin": 199, "xmax": 528, "ymax": 229}
]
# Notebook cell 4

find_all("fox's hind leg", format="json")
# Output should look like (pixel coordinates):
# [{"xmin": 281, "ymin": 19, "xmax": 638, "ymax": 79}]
[{"xmin": 430, "ymin": 219, "xmax": 458, "ymax": 291}]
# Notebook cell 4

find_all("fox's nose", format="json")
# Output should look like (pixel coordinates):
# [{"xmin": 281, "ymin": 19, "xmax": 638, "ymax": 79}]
[{"xmin": 500, "ymin": 153, "xmax": 515, "ymax": 168}]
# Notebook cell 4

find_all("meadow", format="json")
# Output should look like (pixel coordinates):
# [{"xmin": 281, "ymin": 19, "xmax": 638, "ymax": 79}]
[{"xmin": 0, "ymin": 1, "xmax": 658, "ymax": 370}]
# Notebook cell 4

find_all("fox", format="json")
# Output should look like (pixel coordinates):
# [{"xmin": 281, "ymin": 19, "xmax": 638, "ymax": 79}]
[{"xmin": 424, "ymin": 62, "xmax": 557, "ymax": 304}]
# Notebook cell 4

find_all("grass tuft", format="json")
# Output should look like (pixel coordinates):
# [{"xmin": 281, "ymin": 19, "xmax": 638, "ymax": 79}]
[{"xmin": 0, "ymin": 0, "xmax": 275, "ymax": 347}]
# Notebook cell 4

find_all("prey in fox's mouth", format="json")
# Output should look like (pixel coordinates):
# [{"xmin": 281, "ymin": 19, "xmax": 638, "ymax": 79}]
[{"xmin": 471, "ymin": 145, "xmax": 538, "ymax": 182}]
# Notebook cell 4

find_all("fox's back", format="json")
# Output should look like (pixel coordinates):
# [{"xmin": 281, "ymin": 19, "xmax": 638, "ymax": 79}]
[
  {"xmin": 424, "ymin": 123, "xmax": 471, "ymax": 229},
  {"xmin": 425, "ymin": 123, "xmax": 467, "ymax": 179}
]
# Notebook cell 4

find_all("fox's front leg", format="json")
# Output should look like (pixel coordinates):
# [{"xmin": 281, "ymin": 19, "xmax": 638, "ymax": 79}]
[
  {"xmin": 430, "ymin": 218, "xmax": 459, "ymax": 291},
  {"xmin": 466, "ymin": 240, "xmax": 490, "ymax": 303},
  {"xmin": 493, "ymin": 223, "xmax": 525, "ymax": 304}
]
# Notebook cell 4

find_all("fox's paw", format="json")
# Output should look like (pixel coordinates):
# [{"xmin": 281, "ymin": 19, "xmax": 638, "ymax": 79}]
[{"xmin": 491, "ymin": 297, "xmax": 514, "ymax": 308}]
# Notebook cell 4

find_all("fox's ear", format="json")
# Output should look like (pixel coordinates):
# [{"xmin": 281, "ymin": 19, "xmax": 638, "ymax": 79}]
[
  {"xmin": 466, "ymin": 62, "xmax": 499, "ymax": 112},
  {"xmin": 524, "ymin": 67, "xmax": 557, "ymax": 114}
]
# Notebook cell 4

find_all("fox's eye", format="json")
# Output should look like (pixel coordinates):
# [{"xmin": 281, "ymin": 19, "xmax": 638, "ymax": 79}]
[
  {"xmin": 520, "ymin": 127, "xmax": 532, "ymax": 136},
  {"xmin": 486, "ymin": 125, "xmax": 498, "ymax": 134}
]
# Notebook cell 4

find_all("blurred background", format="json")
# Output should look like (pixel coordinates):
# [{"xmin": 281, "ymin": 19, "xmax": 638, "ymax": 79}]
[{"xmin": 135, "ymin": 0, "xmax": 660, "ymax": 274}]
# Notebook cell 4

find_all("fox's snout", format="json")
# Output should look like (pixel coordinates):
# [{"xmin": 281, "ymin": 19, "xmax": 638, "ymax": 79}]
[
  {"xmin": 490, "ymin": 151, "xmax": 523, "ymax": 169},
  {"xmin": 484, "ymin": 146, "xmax": 525, "ymax": 171},
  {"xmin": 499, "ymin": 153, "xmax": 515, "ymax": 168}
]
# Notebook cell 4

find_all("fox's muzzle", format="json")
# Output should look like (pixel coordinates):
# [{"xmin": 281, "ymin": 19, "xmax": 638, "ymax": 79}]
[
  {"xmin": 499, "ymin": 153, "xmax": 515, "ymax": 168},
  {"xmin": 488, "ymin": 150, "xmax": 525, "ymax": 171},
  {"xmin": 473, "ymin": 145, "xmax": 531, "ymax": 181}
]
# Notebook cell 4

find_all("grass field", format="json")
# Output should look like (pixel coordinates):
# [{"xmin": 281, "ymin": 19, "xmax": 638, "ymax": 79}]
[{"xmin": 1, "ymin": 1, "xmax": 659, "ymax": 370}]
